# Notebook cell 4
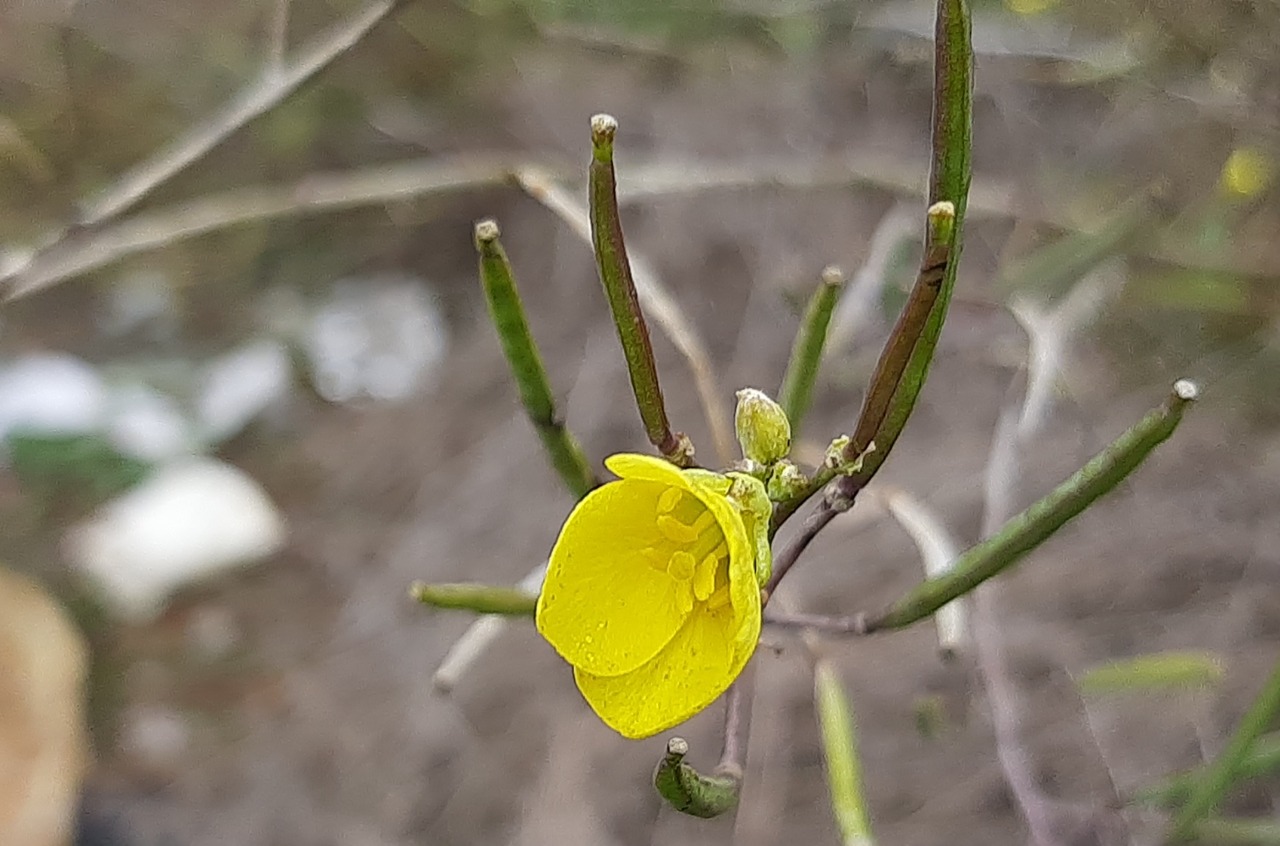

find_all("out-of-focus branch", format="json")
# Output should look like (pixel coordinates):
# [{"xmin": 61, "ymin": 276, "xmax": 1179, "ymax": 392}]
[
  {"xmin": 79, "ymin": 0, "xmax": 414, "ymax": 228},
  {"xmin": 1136, "ymin": 732, "xmax": 1280, "ymax": 808},
  {"xmin": 778, "ymin": 265, "xmax": 846, "ymax": 435},
  {"xmin": 814, "ymin": 660, "xmax": 875, "ymax": 846},
  {"xmin": 6, "ymin": 153, "xmax": 1272, "ymax": 302},
  {"xmin": 1171, "ymin": 658, "xmax": 1280, "ymax": 841}
]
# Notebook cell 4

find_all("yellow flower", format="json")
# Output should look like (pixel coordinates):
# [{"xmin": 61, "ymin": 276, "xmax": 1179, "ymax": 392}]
[{"xmin": 536, "ymin": 453, "xmax": 769, "ymax": 739}]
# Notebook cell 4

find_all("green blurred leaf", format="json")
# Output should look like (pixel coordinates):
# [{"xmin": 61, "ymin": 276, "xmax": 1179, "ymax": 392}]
[
  {"xmin": 1076, "ymin": 651, "xmax": 1225, "ymax": 697},
  {"xmin": 8, "ymin": 432, "xmax": 150, "ymax": 506}
]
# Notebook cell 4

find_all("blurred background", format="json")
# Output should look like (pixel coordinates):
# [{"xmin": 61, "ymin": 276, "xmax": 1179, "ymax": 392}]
[{"xmin": 1, "ymin": 1, "xmax": 1278, "ymax": 844}]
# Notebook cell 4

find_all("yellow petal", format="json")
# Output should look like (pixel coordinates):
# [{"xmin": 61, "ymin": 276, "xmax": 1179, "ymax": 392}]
[
  {"xmin": 604, "ymin": 453, "xmax": 695, "ymax": 488},
  {"xmin": 536, "ymin": 480, "xmax": 691, "ymax": 677},
  {"xmin": 607, "ymin": 453, "xmax": 759, "ymax": 646},
  {"xmin": 573, "ymin": 599, "xmax": 762, "ymax": 739}
]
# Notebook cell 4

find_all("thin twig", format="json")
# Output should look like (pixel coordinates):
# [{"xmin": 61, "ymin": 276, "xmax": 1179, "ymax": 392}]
[
  {"xmin": 878, "ymin": 487, "xmax": 966, "ymax": 656},
  {"xmin": 825, "ymin": 202, "xmax": 919, "ymax": 358},
  {"xmin": 4, "ymin": 155, "xmax": 515, "ymax": 300},
  {"xmin": 79, "ymin": 0, "xmax": 413, "ymax": 228},
  {"xmin": 763, "ymin": 502, "xmax": 840, "ymax": 599},
  {"xmin": 970, "ymin": 385, "xmax": 1063, "ymax": 846},
  {"xmin": 266, "ymin": 0, "xmax": 292, "ymax": 75},
  {"xmin": 6, "ymin": 153, "xmax": 1273, "ymax": 302},
  {"xmin": 763, "ymin": 609, "xmax": 867, "ymax": 635},
  {"xmin": 717, "ymin": 661, "xmax": 756, "ymax": 783}
]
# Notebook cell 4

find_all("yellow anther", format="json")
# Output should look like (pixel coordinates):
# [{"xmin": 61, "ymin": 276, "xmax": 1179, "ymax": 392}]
[
  {"xmin": 656, "ymin": 487, "xmax": 684, "ymax": 514},
  {"xmin": 675, "ymin": 586, "xmax": 694, "ymax": 615},
  {"xmin": 657, "ymin": 515, "xmax": 698, "ymax": 545},
  {"xmin": 707, "ymin": 585, "xmax": 732, "ymax": 611},
  {"xmin": 667, "ymin": 551, "xmax": 696, "ymax": 582},
  {"xmin": 692, "ymin": 554, "xmax": 718, "ymax": 601}
]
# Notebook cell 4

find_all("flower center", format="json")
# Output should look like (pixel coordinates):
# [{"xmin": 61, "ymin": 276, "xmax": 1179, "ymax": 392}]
[{"xmin": 649, "ymin": 487, "xmax": 733, "ymax": 615}]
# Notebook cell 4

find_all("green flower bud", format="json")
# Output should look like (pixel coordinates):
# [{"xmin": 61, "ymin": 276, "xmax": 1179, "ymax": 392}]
[
  {"xmin": 766, "ymin": 460, "xmax": 807, "ymax": 502},
  {"xmin": 734, "ymin": 388, "xmax": 792, "ymax": 465}
]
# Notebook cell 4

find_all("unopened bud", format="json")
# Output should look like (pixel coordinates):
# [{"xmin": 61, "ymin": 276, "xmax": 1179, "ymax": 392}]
[
  {"xmin": 766, "ymin": 460, "xmax": 807, "ymax": 502},
  {"xmin": 734, "ymin": 388, "xmax": 791, "ymax": 465}
]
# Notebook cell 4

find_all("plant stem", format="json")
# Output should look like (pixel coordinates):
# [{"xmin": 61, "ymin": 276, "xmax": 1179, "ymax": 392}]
[
  {"xmin": 1170, "ymin": 658, "xmax": 1280, "ymax": 840},
  {"xmin": 1185, "ymin": 818, "xmax": 1280, "ymax": 845},
  {"xmin": 868, "ymin": 380, "xmax": 1197, "ymax": 632},
  {"xmin": 475, "ymin": 219, "xmax": 598, "ymax": 499},
  {"xmin": 1135, "ymin": 732, "xmax": 1280, "ymax": 807},
  {"xmin": 779, "ymin": 265, "xmax": 846, "ymax": 435},
  {"xmin": 815, "ymin": 660, "xmax": 875, "ymax": 846},
  {"xmin": 587, "ymin": 115, "xmax": 692, "ymax": 466},
  {"xmin": 409, "ymin": 582, "xmax": 536, "ymax": 616}
]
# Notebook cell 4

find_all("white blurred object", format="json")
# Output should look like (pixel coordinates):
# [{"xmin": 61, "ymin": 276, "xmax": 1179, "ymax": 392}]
[
  {"xmin": 104, "ymin": 383, "xmax": 195, "ymax": 462},
  {"xmin": 66, "ymin": 458, "xmax": 287, "ymax": 621},
  {"xmin": 0, "ymin": 354, "xmax": 107, "ymax": 442},
  {"xmin": 303, "ymin": 275, "xmax": 448, "ymax": 404},
  {"xmin": 196, "ymin": 339, "xmax": 292, "ymax": 443},
  {"xmin": 99, "ymin": 271, "xmax": 179, "ymax": 339}
]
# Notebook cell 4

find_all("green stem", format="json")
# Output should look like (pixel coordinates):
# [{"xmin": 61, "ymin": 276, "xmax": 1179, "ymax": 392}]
[
  {"xmin": 409, "ymin": 582, "xmax": 537, "ymax": 616},
  {"xmin": 1186, "ymin": 818, "xmax": 1280, "ymax": 846},
  {"xmin": 778, "ymin": 265, "xmax": 846, "ymax": 435},
  {"xmin": 1171, "ymin": 658, "xmax": 1280, "ymax": 840},
  {"xmin": 475, "ymin": 220, "xmax": 598, "ymax": 499},
  {"xmin": 815, "ymin": 661, "xmax": 875, "ymax": 846},
  {"xmin": 1135, "ymin": 732, "xmax": 1280, "ymax": 807},
  {"xmin": 588, "ymin": 114, "xmax": 692, "ymax": 467},
  {"xmin": 869, "ymin": 380, "xmax": 1197, "ymax": 631}
]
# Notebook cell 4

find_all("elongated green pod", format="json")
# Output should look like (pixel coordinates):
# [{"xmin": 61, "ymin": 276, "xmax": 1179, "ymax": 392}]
[
  {"xmin": 870, "ymin": 380, "xmax": 1197, "ymax": 631},
  {"xmin": 475, "ymin": 219, "xmax": 598, "ymax": 499},
  {"xmin": 409, "ymin": 582, "xmax": 537, "ymax": 616},
  {"xmin": 778, "ymin": 266, "xmax": 846, "ymax": 435},
  {"xmin": 588, "ymin": 115, "xmax": 692, "ymax": 467}
]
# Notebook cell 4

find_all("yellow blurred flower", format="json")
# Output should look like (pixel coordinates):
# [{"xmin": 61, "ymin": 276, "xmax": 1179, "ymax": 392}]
[
  {"xmin": 1221, "ymin": 147, "xmax": 1275, "ymax": 199},
  {"xmin": 536, "ymin": 453, "xmax": 769, "ymax": 739},
  {"xmin": 1005, "ymin": 0, "xmax": 1058, "ymax": 15}
]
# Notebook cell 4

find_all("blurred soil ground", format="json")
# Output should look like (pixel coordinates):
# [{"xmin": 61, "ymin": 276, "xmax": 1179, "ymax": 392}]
[{"xmin": 1, "ymin": 1, "xmax": 1279, "ymax": 844}]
